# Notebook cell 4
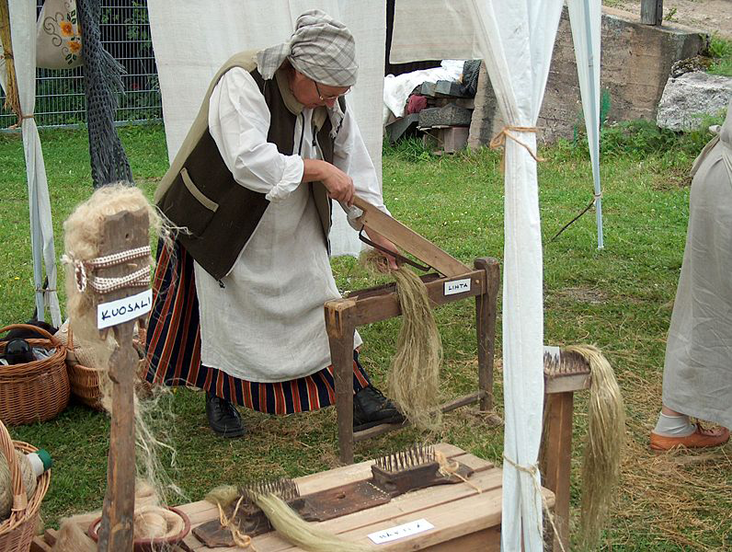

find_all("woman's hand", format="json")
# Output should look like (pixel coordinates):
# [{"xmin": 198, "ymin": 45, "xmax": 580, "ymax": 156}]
[{"xmin": 302, "ymin": 159, "xmax": 355, "ymax": 205}]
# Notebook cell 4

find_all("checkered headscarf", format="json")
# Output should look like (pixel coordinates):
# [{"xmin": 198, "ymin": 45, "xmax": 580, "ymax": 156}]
[{"xmin": 257, "ymin": 10, "xmax": 358, "ymax": 87}]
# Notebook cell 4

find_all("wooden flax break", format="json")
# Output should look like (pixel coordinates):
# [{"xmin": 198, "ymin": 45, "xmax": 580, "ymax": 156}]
[
  {"xmin": 326, "ymin": 196, "xmax": 500, "ymax": 464},
  {"xmin": 94, "ymin": 207, "xmax": 150, "ymax": 552}
]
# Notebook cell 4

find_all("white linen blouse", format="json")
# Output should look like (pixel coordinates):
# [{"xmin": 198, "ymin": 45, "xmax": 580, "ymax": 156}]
[{"xmin": 193, "ymin": 68, "xmax": 387, "ymax": 383}]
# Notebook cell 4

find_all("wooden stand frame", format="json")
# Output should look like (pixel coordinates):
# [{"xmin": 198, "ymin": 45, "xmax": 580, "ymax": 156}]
[
  {"xmin": 324, "ymin": 257, "xmax": 500, "ymax": 465},
  {"xmin": 540, "ymin": 357, "xmax": 592, "ymax": 551}
]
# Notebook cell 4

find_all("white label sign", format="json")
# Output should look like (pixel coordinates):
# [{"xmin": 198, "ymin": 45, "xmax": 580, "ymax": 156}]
[
  {"xmin": 367, "ymin": 518, "xmax": 435, "ymax": 544},
  {"xmin": 97, "ymin": 289, "xmax": 153, "ymax": 330},
  {"xmin": 444, "ymin": 278, "xmax": 471, "ymax": 296}
]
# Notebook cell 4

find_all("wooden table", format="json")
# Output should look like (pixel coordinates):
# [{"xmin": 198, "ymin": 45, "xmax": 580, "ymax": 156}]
[{"xmin": 33, "ymin": 443, "xmax": 554, "ymax": 551}]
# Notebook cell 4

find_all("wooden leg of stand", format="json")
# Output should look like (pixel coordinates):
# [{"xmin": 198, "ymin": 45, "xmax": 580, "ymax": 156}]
[
  {"xmin": 541, "ymin": 391, "xmax": 574, "ymax": 552},
  {"xmin": 325, "ymin": 300, "xmax": 356, "ymax": 465},
  {"xmin": 474, "ymin": 258, "xmax": 499, "ymax": 411}
]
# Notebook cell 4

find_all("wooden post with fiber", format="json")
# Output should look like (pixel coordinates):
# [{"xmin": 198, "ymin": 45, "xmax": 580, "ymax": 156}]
[
  {"xmin": 540, "ymin": 349, "xmax": 592, "ymax": 552},
  {"xmin": 96, "ymin": 208, "xmax": 149, "ymax": 552},
  {"xmin": 324, "ymin": 256, "xmax": 500, "ymax": 465}
]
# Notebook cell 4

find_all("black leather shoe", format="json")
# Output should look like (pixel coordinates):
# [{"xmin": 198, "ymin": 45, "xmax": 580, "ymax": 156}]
[
  {"xmin": 353, "ymin": 386, "xmax": 405, "ymax": 431},
  {"xmin": 205, "ymin": 392, "xmax": 246, "ymax": 438}
]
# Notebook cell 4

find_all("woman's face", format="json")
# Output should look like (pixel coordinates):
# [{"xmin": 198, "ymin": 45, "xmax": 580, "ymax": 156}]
[{"xmin": 289, "ymin": 70, "xmax": 349, "ymax": 109}]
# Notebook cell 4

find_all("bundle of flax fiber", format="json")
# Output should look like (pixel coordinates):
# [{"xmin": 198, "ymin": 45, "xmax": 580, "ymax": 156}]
[{"xmin": 362, "ymin": 251, "xmax": 443, "ymax": 432}]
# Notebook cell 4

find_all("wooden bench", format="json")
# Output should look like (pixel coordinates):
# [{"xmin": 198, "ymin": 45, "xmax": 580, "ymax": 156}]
[{"xmin": 32, "ymin": 443, "xmax": 554, "ymax": 551}]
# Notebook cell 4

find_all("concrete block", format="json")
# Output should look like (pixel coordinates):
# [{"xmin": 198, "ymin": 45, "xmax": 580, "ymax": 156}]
[
  {"xmin": 419, "ymin": 103, "xmax": 473, "ymax": 128},
  {"xmin": 385, "ymin": 113, "xmax": 420, "ymax": 143},
  {"xmin": 657, "ymin": 72, "xmax": 732, "ymax": 131},
  {"xmin": 420, "ymin": 82, "xmax": 437, "ymax": 97},
  {"xmin": 469, "ymin": 5, "xmax": 708, "ymax": 144},
  {"xmin": 435, "ymin": 80, "xmax": 471, "ymax": 98},
  {"xmin": 423, "ymin": 126, "xmax": 469, "ymax": 153}
]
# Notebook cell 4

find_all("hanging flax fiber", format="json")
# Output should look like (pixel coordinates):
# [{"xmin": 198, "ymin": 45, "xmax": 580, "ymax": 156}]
[
  {"xmin": 565, "ymin": 345, "xmax": 626, "ymax": 550},
  {"xmin": 361, "ymin": 250, "xmax": 443, "ymax": 431},
  {"xmin": 206, "ymin": 485, "xmax": 375, "ymax": 552},
  {"xmin": 388, "ymin": 266, "xmax": 443, "ymax": 431}
]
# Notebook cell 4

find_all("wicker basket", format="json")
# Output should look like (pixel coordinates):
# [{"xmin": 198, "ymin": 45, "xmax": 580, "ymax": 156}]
[
  {"xmin": 0, "ymin": 325, "xmax": 69, "ymax": 426},
  {"xmin": 0, "ymin": 420, "xmax": 52, "ymax": 552},
  {"xmin": 56, "ymin": 326, "xmax": 104, "ymax": 411}
]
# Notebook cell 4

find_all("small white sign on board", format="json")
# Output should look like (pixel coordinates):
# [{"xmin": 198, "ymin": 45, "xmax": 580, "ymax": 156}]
[
  {"xmin": 444, "ymin": 278, "xmax": 471, "ymax": 296},
  {"xmin": 367, "ymin": 518, "xmax": 435, "ymax": 545},
  {"xmin": 97, "ymin": 289, "xmax": 153, "ymax": 330}
]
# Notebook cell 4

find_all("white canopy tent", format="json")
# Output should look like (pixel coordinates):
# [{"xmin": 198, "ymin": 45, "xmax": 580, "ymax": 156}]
[
  {"xmin": 0, "ymin": 0, "xmax": 62, "ymax": 327},
  {"xmin": 147, "ymin": 1, "xmax": 604, "ymax": 549}
]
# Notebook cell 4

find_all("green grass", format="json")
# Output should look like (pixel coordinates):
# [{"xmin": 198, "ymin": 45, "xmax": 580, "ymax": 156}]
[
  {"xmin": 1, "ymin": 123, "xmax": 731, "ymax": 549},
  {"xmin": 707, "ymin": 35, "xmax": 732, "ymax": 77}
]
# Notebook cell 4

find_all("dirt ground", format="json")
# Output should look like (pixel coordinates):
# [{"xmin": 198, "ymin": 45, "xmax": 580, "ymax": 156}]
[{"xmin": 610, "ymin": 0, "xmax": 732, "ymax": 39}]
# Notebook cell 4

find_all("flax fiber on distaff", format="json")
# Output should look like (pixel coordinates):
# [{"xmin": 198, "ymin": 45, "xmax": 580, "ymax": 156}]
[
  {"xmin": 55, "ymin": 185, "xmax": 185, "ymax": 550},
  {"xmin": 206, "ymin": 486, "xmax": 375, "ymax": 552},
  {"xmin": 565, "ymin": 345, "xmax": 626, "ymax": 550}
]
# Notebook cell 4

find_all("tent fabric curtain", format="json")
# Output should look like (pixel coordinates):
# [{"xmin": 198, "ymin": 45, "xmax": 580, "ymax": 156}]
[
  {"xmin": 1, "ymin": 0, "xmax": 61, "ymax": 326},
  {"xmin": 567, "ymin": 0, "xmax": 604, "ymax": 249},
  {"xmin": 391, "ymin": 0, "xmax": 571, "ymax": 549},
  {"xmin": 146, "ymin": 0, "xmax": 386, "ymax": 257},
  {"xmin": 390, "ymin": 0, "xmax": 605, "ymax": 251}
]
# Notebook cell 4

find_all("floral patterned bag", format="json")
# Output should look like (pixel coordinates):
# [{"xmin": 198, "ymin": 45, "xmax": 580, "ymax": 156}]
[{"xmin": 36, "ymin": 0, "xmax": 83, "ymax": 69}]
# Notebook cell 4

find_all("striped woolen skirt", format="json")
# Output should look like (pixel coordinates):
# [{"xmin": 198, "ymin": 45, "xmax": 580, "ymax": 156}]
[{"xmin": 144, "ymin": 240, "xmax": 370, "ymax": 415}]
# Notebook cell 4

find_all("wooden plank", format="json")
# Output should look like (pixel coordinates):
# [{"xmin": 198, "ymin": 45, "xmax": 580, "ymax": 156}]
[
  {"xmin": 96, "ymin": 208, "xmax": 149, "ymax": 552},
  {"xmin": 540, "ymin": 392, "xmax": 574, "ymax": 552},
  {"xmin": 30, "ymin": 537, "xmax": 53, "ymax": 552},
  {"xmin": 352, "ymin": 195, "xmax": 471, "ymax": 278},
  {"xmin": 353, "ymin": 391, "xmax": 486, "ymax": 442},
  {"xmin": 475, "ymin": 258, "xmax": 499, "ymax": 411},
  {"xmin": 545, "ymin": 372, "xmax": 591, "ymax": 394},
  {"xmin": 324, "ymin": 299, "xmax": 357, "ymax": 464},
  {"xmin": 42, "ymin": 528, "xmax": 58, "ymax": 546},
  {"xmin": 640, "ymin": 0, "xmax": 663, "ymax": 25},
  {"xmin": 423, "ymin": 525, "xmax": 500, "ymax": 552},
  {"xmin": 333, "ymin": 485, "xmax": 554, "ymax": 552},
  {"xmin": 346, "ymin": 270, "xmax": 486, "ymax": 327}
]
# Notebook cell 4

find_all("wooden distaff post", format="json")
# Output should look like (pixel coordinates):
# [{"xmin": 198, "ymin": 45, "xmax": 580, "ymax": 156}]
[{"xmin": 96, "ymin": 208, "xmax": 149, "ymax": 552}]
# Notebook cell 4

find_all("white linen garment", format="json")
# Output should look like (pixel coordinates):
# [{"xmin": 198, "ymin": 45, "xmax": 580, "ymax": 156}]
[
  {"xmin": 193, "ymin": 68, "xmax": 387, "ymax": 383},
  {"xmin": 662, "ymin": 117, "xmax": 732, "ymax": 429}
]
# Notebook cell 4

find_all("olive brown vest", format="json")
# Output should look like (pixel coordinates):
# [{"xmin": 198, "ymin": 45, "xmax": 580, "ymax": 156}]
[{"xmin": 155, "ymin": 51, "xmax": 338, "ymax": 281}]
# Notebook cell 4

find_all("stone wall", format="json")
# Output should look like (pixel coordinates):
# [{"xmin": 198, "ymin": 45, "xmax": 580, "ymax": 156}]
[{"xmin": 468, "ymin": 6, "xmax": 708, "ymax": 147}]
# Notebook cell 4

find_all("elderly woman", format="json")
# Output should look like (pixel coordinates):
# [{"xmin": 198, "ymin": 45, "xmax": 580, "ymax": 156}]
[
  {"xmin": 146, "ymin": 10, "xmax": 403, "ymax": 437},
  {"xmin": 650, "ymin": 99, "xmax": 732, "ymax": 451}
]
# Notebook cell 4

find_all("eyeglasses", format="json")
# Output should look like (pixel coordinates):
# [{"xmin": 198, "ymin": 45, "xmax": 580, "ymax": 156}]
[{"xmin": 314, "ymin": 80, "xmax": 351, "ymax": 102}]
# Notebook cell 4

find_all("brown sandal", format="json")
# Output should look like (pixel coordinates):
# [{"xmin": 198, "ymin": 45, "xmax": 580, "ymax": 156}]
[{"xmin": 650, "ymin": 425, "xmax": 730, "ymax": 451}]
